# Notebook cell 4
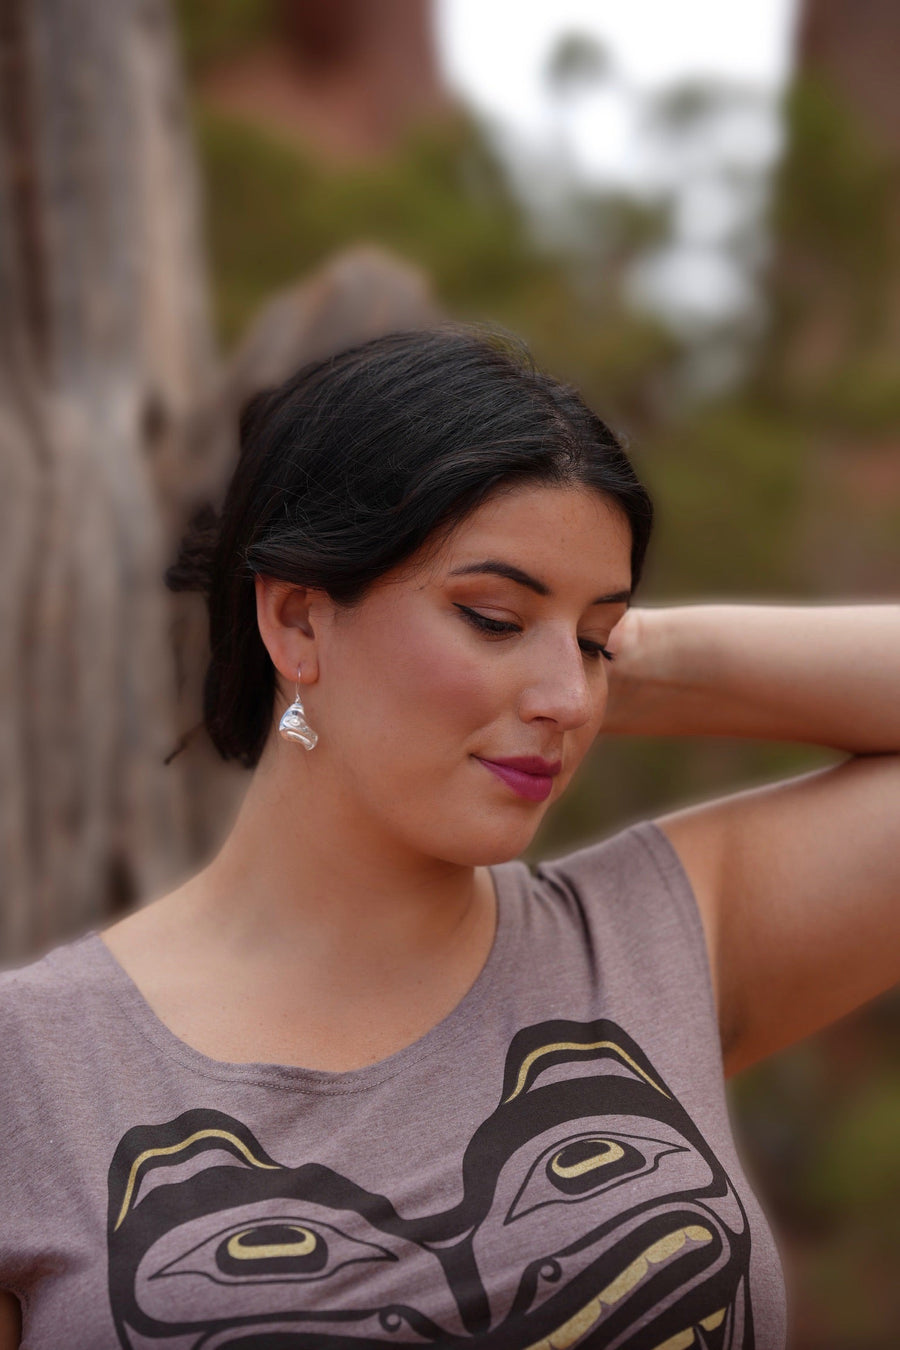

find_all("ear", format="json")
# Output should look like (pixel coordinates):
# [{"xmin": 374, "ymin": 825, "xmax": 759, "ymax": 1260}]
[{"xmin": 254, "ymin": 575, "xmax": 328, "ymax": 689}]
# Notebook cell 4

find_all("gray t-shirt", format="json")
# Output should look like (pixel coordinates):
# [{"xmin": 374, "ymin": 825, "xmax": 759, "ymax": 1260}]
[{"xmin": 0, "ymin": 820, "xmax": 786, "ymax": 1348}]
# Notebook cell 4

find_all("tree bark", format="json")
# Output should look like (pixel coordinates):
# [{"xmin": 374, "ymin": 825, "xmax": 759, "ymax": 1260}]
[
  {"xmin": 0, "ymin": 0, "xmax": 439, "ymax": 961},
  {"xmin": 0, "ymin": 0, "xmax": 215, "ymax": 959}
]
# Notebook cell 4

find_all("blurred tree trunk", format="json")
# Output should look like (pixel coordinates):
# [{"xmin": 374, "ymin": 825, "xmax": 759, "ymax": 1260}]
[
  {"xmin": 798, "ymin": 0, "xmax": 900, "ymax": 151},
  {"xmin": 0, "ymin": 0, "xmax": 437, "ymax": 961},
  {"xmin": 765, "ymin": 0, "xmax": 900, "ymax": 393},
  {"xmin": 0, "ymin": 0, "xmax": 215, "ymax": 959},
  {"xmin": 759, "ymin": 0, "xmax": 900, "ymax": 596}
]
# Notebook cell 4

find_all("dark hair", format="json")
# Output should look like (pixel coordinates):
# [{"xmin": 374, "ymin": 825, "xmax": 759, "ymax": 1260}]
[{"xmin": 167, "ymin": 326, "xmax": 654, "ymax": 768}]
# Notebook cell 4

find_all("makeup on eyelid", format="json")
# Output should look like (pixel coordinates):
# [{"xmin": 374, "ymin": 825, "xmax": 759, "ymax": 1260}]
[{"xmin": 455, "ymin": 604, "xmax": 615, "ymax": 662}]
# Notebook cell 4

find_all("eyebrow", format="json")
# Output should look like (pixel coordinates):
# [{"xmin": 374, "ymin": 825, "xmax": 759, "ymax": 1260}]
[{"xmin": 448, "ymin": 560, "xmax": 631, "ymax": 607}]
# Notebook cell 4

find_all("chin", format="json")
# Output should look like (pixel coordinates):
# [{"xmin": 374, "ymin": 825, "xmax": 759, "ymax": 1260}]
[{"xmin": 428, "ymin": 813, "xmax": 547, "ymax": 868}]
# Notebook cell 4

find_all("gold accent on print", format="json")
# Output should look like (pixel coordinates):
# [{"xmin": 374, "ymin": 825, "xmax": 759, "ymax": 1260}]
[
  {"xmin": 550, "ymin": 1139, "xmax": 625, "ymax": 1178},
  {"xmin": 226, "ymin": 1226, "xmax": 318, "ymax": 1261},
  {"xmin": 114, "ymin": 1128, "xmax": 281, "ymax": 1231},
  {"xmin": 651, "ymin": 1306, "xmax": 726, "ymax": 1350},
  {"xmin": 523, "ymin": 1226, "xmax": 713, "ymax": 1350},
  {"xmin": 504, "ymin": 1039, "xmax": 670, "ymax": 1103}
]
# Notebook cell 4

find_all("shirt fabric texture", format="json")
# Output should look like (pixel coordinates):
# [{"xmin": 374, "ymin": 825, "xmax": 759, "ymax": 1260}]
[{"xmin": 0, "ymin": 819, "xmax": 786, "ymax": 1348}]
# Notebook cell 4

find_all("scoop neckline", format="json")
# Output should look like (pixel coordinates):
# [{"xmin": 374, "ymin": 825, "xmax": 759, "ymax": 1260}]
[{"xmin": 82, "ymin": 859, "xmax": 530, "ymax": 1095}]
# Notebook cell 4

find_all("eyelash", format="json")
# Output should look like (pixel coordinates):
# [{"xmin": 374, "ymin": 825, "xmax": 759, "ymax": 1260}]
[{"xmin": 455, "ymin": 605, "xmax": 615, "ymax": 663}]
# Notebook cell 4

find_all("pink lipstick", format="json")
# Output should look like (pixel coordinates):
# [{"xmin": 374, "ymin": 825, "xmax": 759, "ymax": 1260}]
[{"xmin": 474, "ymin": 755, "xmax": 561, "ymax": 803}]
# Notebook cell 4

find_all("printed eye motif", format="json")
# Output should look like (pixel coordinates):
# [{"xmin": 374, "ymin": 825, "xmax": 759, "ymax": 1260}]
[
  {"xmin": 547, "ymin": 1137, "xmax": 629, "ymax": 1193},
  {"xmin": 217, "ymin": 1223, "xmax": 328, "ymax": 1277},
  {"xmin": 506, "ymin": 1131, "xmax": 685, "ymax": 1223},
  {"xmin": 152, "ymin": 1213, "xmax": 395, "ymax": 1286}
]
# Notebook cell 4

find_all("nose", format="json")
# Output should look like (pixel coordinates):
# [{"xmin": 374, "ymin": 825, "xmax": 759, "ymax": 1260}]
[{"xmin": 516, "ymin": 634, "xmax": 599, "ymax": 732}]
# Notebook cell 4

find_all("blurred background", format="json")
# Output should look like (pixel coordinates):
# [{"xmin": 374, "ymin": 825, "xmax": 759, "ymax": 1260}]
[{"xmin": 1, "ymin": 0, "xmax": 898, "ymax": 1343}]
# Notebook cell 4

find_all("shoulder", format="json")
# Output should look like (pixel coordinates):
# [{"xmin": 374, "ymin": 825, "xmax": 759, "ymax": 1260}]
[
  {"xmin": 0, "ymin": 931, "xmax": 100, "ymax": 999},
  {"xmin": 525, "ymin": 820, "xmax": 723, "ymax": 1068},
  {"xmin": 530, "ymin": 818, "xmax": 711, "ymax": 980},
  {"xmin": 0, "ymin": 934, "xmax": 105, "ymax": 1072},
  {"xmin": 0, "ymin": 938, "xmax": 108, "ymax": 1295},
  {"xmin": 0, "ymin": 934, "xmax": 118, "ymax": 1196},
  {"xmin": 534, "ymin": 818, "xmax": 697, "ymax": 921}
]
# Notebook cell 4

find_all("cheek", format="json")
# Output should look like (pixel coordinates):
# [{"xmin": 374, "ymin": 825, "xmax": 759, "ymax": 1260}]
[
  {"xmin": 386, "ymin": 623, "xmax": 502, "ymax": 728},
  {"xmin": 330, "ymin": 608, "xmax": 505, "ymax": 763}
]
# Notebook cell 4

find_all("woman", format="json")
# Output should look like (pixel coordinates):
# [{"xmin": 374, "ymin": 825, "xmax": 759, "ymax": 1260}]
[{"xmin": 0, "ymin": 328, "xmax": 896, "ymax": 1349}]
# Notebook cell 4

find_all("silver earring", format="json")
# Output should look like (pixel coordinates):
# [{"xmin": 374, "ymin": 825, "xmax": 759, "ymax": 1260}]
[{"xmin": 278, "ymin": 668, "xmax": 318, "ymax": 749}]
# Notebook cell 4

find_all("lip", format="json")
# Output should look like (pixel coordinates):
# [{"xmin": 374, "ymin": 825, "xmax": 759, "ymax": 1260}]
[
  {"xmin": 474, "ymin": 755, "xmax": 561, "ymax": 803},
  {"xmin": 485, "ymin": 755, "xmax": 562, "ymax": 776}
]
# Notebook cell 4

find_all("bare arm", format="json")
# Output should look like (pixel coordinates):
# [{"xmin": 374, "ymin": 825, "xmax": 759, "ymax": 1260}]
[
  {"xmin": 603, "ymin": 603, "xmax": 900, "ymax": 1075},
  {"xmin": 603, "ymin": 603, "xmax": 900, "ymax": 754},
  {"xmin": 0, "ymin": 1293, "xmax": 21, "ymax": 1350}
]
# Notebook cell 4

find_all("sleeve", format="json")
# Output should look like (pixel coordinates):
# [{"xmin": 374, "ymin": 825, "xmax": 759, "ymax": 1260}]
[{"xmin": 532, "ymin": 818, "xmax": 721, "ymax": 1069}]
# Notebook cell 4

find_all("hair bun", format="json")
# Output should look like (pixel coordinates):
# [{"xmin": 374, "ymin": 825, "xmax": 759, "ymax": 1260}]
[{"xmin": 165, "ymin": 503, "xmax": 221, "ymax": 595}]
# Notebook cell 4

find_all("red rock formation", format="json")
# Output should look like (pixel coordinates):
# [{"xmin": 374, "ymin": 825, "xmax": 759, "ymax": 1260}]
[{"xmin": 202, "ymin": 0, "xmax": 453, "ymax": 161}]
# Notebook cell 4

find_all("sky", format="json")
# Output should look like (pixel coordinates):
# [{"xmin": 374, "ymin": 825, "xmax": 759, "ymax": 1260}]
[{"xmin": 433, "ymin": 0, "xmax": 800, "ymax": 330}]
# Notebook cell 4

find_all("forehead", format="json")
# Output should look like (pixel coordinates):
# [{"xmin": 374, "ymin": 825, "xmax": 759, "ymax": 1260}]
[{"xmin": 428, "ymin": 484, "xmax": 632, "ymax": 585}]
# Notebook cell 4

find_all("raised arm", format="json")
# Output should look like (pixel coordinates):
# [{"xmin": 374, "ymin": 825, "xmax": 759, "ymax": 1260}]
[{"xmin": 603, "ymin": 603, "xmax": 900, "ymax": 1076}]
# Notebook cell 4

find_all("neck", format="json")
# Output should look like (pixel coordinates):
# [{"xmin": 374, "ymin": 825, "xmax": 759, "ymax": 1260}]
[{"xmin": 185, "ymin": 740, "xmax": 495, "ymax": 978}]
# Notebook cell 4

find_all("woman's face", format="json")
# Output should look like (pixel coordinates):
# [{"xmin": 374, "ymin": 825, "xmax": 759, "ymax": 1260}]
[{"xmin": 292, "ymin": 484, "xmax": 633, "ymax": 865}]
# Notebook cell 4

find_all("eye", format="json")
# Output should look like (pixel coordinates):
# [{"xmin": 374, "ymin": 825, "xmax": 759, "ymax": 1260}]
[
  {"xmin": 455, "ymin": 606, "xmax": 614, "ymax": 662},
  {"xmin": 578, "ymin": 639, "xmax": 615, "ymax": 663},
  {"xmin": 455, "ymin": 604, "xmax": 520, "ymax": 638},
  {"xmin": 506, "ymin": 1131, "xmax": 685, "ymax": 1223},
  {"xmin": 150, "ymin": 1214, "xmax": 395, "ymax": 1286}
]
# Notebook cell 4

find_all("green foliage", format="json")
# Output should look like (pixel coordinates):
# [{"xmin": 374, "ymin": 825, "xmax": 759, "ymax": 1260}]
[
  {"xmin": 774, "ymin": 76, "xmax": 894, "ymax": 282},
  {"xmin": 195, "ymin": 101, "xmax": 681, "ymax": 439},
  {"xmin": 792, "ymin": 352, "xmax": 900, "ymax": 434},
  {"xmin": 808, "ymin": 1076, "xmax": 900, "ymax": 1211},
  {"xmin": 732, "ymin": 1023, "xmax": 900, "ymax": 1344},
  {"xmin": 174, "ymin": 0, "xmax": 274, "ymax": 76},
  {"xmin": 644, "ymin": 404, "xmax": 806, "ymax": 597},
  {"xmin": 826, "ymin": 358, "xmax": 900, "ymax": 429},
  {"xmin": 197, "ymin": 107, "xmax": 564, "ymax": 348}
]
